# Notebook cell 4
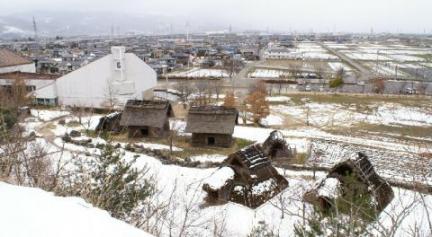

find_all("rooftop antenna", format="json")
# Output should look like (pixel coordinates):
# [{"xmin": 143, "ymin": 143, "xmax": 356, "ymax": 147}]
[{"xmin": 32, "ymin": 16, "xmax": 38, "ymax": 41}]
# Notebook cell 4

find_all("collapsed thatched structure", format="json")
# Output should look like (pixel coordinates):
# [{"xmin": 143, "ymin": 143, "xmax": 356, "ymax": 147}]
[
  {"xmin": 203, "ymin": 131, "xmax": 289, "ymax": 208},
  {"xmin": 185, "ymin": 106, "xmax": 238, "ymax": 147},
  {"xmin": 95, "ymin": 112, "xmax": 123, "ymax": 133},
  {"xmin": 120, "ymin": 100, "xmax": 173, "ymax": 138},
  {"xmin": 304, "ymin": 152, "xmax": 394, "ymax": 214},
  {"xmin": 262, "ymin": 130, "xmax": 296, "ymax": 159}
]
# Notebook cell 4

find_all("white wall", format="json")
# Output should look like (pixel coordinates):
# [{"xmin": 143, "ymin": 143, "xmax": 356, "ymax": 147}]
[
  {"xmin": 31, "ymin": 80, "xmax": 57, "ymax": 99},
  {"xmin": 0, "ymin": 63, "xmax": 36, "ymax": 73},
  {"xmin": 0, "ymin": 78, "xmax": 57, "ymax": 99},
  {"xmin": 55, "ymin": 52, "xmax": 157, "ymax": 108}
]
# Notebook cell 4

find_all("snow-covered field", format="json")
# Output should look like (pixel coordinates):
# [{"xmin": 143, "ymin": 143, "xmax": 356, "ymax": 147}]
[
  {"xmin": 266, "ymin": 96, "xmax": 291, "ymax": 102},
  {"xmin": 387, "ymin": 54, "xmax": 425, "ymax": 62},
  {"xmin": 328, "ymin": 62, "xmax": 353, "ymax": 72},
  {"xmin": 261, "ymin": 114, "xmax": 284, "ymax": 126},
  {"xmin": 168, "ymin": 68, "xmax": 229, "ymax": 78},
  {"xmin": 270, "ymin": 102, "xmax": 432, "ymax": 128},
  {"xmin": 266, "ymin": 42, "xmax": 340, "ymax": 61},
  {"xmin": 343, "ymin": 52, "xmax": 392, "ymax": 61},
  {"xmin": 301, "ymin": 52, "xmax": 339, "ymax": 60},
  {"xmin": 249, "ymin": 69, "xmax": 285, "ymax": 78},
  {"xmin": 331, "ymin": 43, "xmax": 431, "ymax": 64}
]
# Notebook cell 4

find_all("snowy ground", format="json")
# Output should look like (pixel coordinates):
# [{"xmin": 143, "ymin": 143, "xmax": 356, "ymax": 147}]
[
  {"xmin": 0, "ymin": 182, "xmax": 152, "ymax": 237},
  {"xmin": 18, "ymin": 135, "xmax": 432, "ymax": 237},
  {"xmin": 270, "ymin": 101, "xmax": 432, "ymax": 128},
  {"xmin": 249, "ymin": 69, "xmax": 285, "ymax": 78},
  {"xmin": 8, "ymin": 101, "xmax": 432, "ymax": 236},
  {"xmin": 328, "ymin": 62, "xmax": 354, "ymax": 72},
  {"xmin": 168, "ymin": 68, "xmax": 229, "ymax": 78},
  {"xmin": 30, "ymin": 109, "xmax": 70, "ymax": 122}
]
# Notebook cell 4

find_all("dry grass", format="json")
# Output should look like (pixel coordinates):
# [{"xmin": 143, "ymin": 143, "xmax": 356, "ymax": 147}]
[
  {"xmin": 38, "ymin": 123, "xmax": 56, "ymax": 138},
  {"xmin": 327, "ymin": 122, "xmax": 432, "ymax": 142},
  {"xmin": 291, "ymin": 152, "xmax": 308, "ymax": 165},
  {"xmin": 92, "ymin": 131, "xmax": 254, "ymax": 160},
  {"xmin": 284, "ymin": 93, "xmax": 432, "ymax": 108},
  {"xmin": 172, "ymin": 136, "xmax": 253, "ymax": 160}
]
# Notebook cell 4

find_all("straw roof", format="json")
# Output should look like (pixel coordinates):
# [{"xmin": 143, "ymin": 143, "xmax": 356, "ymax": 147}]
[
  {"xmin": 328, "ymin": 152, "xmax": 394, "ymax": 211},
  {"xmin": 185, "ymin": 106, "xmax": 238, "ymax": 135},
  {"xmin": 119, "ymin": 100, "xmax": 173, "ymax": 128}
]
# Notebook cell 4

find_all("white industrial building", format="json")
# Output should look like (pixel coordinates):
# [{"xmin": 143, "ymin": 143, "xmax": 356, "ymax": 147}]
[
  {"xmin": 55, "ymin": 46, "xmax": 157, "ymax": 108},
  {"xmin": 0, "ymin": 46, "xmax": 157, "ymax": 108}
]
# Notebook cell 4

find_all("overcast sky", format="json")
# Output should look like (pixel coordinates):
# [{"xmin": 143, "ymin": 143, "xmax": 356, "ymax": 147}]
[{"xmin": 0, "ymin": 0, "xmax": 431, "ymax": 33}]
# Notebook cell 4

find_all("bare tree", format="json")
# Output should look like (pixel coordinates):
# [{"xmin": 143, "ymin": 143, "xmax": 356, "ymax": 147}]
[{"xmin": 173, "ymin": 81, "xmax": 195, "ymax": 103}]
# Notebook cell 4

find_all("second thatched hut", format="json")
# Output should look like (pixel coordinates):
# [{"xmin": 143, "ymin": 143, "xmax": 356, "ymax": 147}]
[
  {"xmin": 185, "ymin": 106, "xmax": 238, "ymax": 147},
  {"xmin": 120, "ymin": 100, "xmax": 173, "ymax": 138}
]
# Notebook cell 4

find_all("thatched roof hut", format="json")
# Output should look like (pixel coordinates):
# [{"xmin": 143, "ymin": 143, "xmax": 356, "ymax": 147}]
[
  {"xmin": 120, "ymin": 100, "xmax": 173, "ymax": 138},
  {"xmin": 95, "ymin": 112, "xmax": 123, "ymax": 133},
  {"xmin": 185, "ymin": 106, "xmax": 238, "ymax": 147},
  {"xmin": 203, "ymin": 131, "xmax": 289, "ymax": 208},
  {"xmin": 304, "ymin": 152, "xmax": 394, "ymax": 214}
]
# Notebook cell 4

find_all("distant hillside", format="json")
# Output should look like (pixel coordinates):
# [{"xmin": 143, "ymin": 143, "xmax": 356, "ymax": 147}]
[{"xmin": 0, "ymin": 11, "xmax": 229, "ymax": 39}]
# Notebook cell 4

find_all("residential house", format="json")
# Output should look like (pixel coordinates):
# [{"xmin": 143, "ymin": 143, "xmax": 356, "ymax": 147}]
[
  {"xmin": 0, "ymin": 71, "xmax": 60, "ymax": 105},
  {"xmin": 0, "ymin": 48, "xmax": 36, "ymax": 73}
]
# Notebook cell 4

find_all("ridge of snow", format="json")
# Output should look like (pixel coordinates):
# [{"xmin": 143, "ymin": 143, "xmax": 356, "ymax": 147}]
[{"xmin": 0, "ymin": 182, "xmax": 153, "ymax": 237}]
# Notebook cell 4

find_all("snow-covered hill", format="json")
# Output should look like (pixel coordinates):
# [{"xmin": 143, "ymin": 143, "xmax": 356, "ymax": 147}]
[{"xmin": 0, "ymin": 182, "xmax": 153, "ymax": 237}]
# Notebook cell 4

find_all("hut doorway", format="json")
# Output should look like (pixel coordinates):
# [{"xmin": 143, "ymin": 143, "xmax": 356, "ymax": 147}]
[
  {"xmin": 207, "ymin": 137, "xmax": 215, "ymax": 145},
  {"xmin": 141, "ymin": 127, "xmax": 149, "ymax": 137}
]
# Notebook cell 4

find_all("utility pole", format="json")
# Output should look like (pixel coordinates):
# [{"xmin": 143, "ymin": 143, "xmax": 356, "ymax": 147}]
[
  {"xmin": 376, "ymin": 50, "xmax": 380, "ymax": 75},
  {"xmin": 186, "ymin": 21, "xmax": 190, "ymax": 42},
  {"xmin": 395, "ymin": 65, "xmax": 398, "ymax": 80},
  {"xmin": 163, "ymin": 67, "xmax": 169, "ymax": 100},
  {"xmin": 32, "ymin": 16, "xmax": 38, "ymax": 42}
]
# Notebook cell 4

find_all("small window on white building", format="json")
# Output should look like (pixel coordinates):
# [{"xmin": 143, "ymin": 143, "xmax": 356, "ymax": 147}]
[{"xmin": 116, "ymin": 61, "xmax": 122, "ymax": 69}]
